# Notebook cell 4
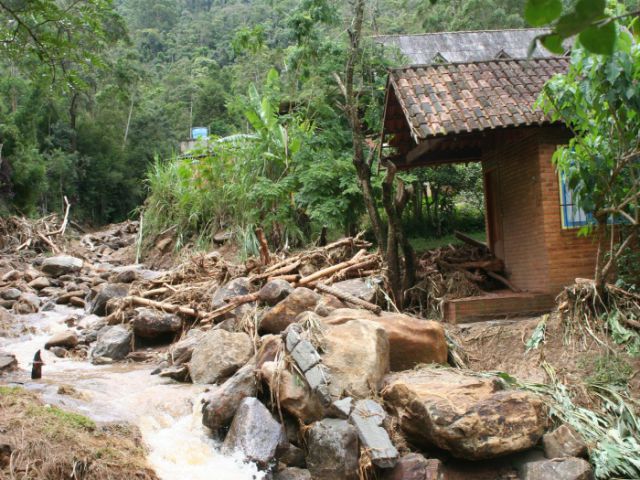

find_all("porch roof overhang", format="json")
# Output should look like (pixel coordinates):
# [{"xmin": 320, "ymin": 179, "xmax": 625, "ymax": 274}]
[{"xmin": 380, "ymin": 57, "xmax": 569, "ymax": 170}]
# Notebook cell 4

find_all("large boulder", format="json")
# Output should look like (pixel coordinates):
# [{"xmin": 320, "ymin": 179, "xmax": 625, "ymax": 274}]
[
  {"xmin": 306, "ymin": 419, "xmax": 359, "ymax": 480},
  {"xmin": 90, "ymin": 325, "xmax": 132, "ymax": 362},
  {"xmin": 132, "ymin": 308, "xmax": 182, "ymax": 339},
  {"xmin": 44, "ymin": 331, "xmax": 78, "ymax": 350},
  {"xmin": 320, "ymin": 319, "xmax": 389, "ymax": 399},
  {"xmin": 41, "ymin": 255, "xmax": 83, "ymax": 277},
  {"xmin": 88, "ymin": 283, "xmax": 129, "ymax": 316},
  {"xmin": 260, "ymin": 361, "xmax": 324, "ymax": 424},
  {"xmin": 382, "ymin": 367, "xmax": 548, "ymax": 460},
  {"xmin": 189, "ymin": 329, "xmax": 253, "ymax": 384},
  {"xmin": 169, "ymin": 329, "xmax": 205, "ymax": 365},
  {"xmin": 259, "ymin": 287, "xmax": 321, "ymax": 334},
  {"xmin": 521, "ymin": 458, "xmax": 594, "ymax": 480},
  {"xmin": 221, "ymin": 397, "xmax": 288, "ymax": 467},
  {"xmin": 211, "ymin": 277, "xmax": 253, "ymax": 320},
  {"xmin": 202, "ymin": 362, "xmax": 258, "ymax": 431},
  {"xmin": 323, "ymin": 308, "xmax": 447, "ymax": 370},
  {"xmin": 381, "ymin": 453, "xmax": 444, "ymax": 480}
]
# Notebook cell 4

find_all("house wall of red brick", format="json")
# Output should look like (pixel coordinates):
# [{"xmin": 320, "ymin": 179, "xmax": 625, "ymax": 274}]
[
  {"xmin": 483, "ymin": 129, "xmax": 551, "ymax": 292},
  {"xmin": 536, "ymin": 128, "xmax": 599, "ymax": 292},
  {"xmin": 481, "ymin": 127, "xmax": 597, "ymax": 294}
]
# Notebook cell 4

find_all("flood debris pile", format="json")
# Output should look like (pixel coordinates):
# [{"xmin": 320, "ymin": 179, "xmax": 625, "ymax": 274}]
[
  {"xmin": 0, "ymin": 214, "xmax": 68, "ymax": 255},
  {"xmin": 407, "ymin": 236, "xmax": 514, "ymax": 318},
  {"xmin": 0, "ymin": 221, "xmax": 606, "ymax": 479}
]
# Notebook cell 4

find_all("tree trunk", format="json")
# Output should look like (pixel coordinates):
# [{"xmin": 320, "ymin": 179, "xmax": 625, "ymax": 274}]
[
  {"xmin": 413, "ymin": 180, "xmax": 422, "ymax": 223},
  {"xmin": 69, "ymin": 91, "xmax": 79, "ymax": 152},
  {"xmin": 382, "ymin": 160, "xmax": 417, "ymax": 307},
  {"xmin": 342, "ymin": 0, "xmax": 385, "ymax": 250}
]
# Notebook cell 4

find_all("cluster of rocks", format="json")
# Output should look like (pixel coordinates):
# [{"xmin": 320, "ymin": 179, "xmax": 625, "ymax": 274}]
[
  {"xmin": 0, "ymin": 243, "xmax": 596, "ymax": 480},
  {"xmin": 150, "ymin": 277, "xmax": 592, "ymax": 480}
]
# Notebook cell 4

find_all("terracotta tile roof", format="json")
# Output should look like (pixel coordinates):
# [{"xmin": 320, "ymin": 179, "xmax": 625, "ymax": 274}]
[{"xmin": 388, "ymin": 57, "xmax": 569, "ymax": 141}]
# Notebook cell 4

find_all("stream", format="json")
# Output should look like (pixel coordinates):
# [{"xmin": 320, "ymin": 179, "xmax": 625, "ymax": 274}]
[{"xmin": 1, "ymin": 304, "xmax": 264, "ymax": 480}]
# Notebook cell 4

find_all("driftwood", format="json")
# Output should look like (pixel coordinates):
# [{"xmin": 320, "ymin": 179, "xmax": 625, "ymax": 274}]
[
  {"xmin": 298, "ymin": 249, "xmax": 370, "ymax": 286},
  {"xmin": 486, "ymin": 271, "xmax": 521, "ymax": 293},
  {"xmin": 315, "ymin": 283, "xmax": 381, "ymax": 314},
  {"xmin": 454, "ymin": 230, "xmax": 488, "ymax": 250},
  {"xmin": 251, "ymin": 260, "xmax": 301, "ymax": 282}
]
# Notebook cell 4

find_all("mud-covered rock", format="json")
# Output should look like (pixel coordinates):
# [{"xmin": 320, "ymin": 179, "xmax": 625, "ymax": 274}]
[
  {"xmin": 88, "ymin": 283, "xmax": 129, "ymax": 316},
  {"xmin": 259, "ymin": 287, "xmax": 320, "ymax": 334},
  {"xmin": 0, "ymin": 351, "xmax": 17, "ymax": 372},
  {"xmin": 202, "ymin": 362, "xmax": 258, "ymax": 431},
  {"xmin": 306, "ymin": 419, "xmax": 359, "ymax": 480},
  {"xmin": 324, "ymin": 308, "xmax": 447, "ymax": 370},
  {"xmin": 28, "ymin": 277, "xmax": 50, "ymax": 290},
  {"xmin": 13, "ymin": 293, "xmax": 41, "ymax": 314},
  {"xmin": 189, "ymin": 329, "xmax": 253, "ymax": 384},
  {"xmin": 382, "ymin": 367, "xmax": 548, "ymax": 460},
  {"xmin": 211, "ymin": 277, "xmax": 253, "ymax": 320},
  {"xmin": 169, "ymin": 329, "xmax": 205, "ymax": 365},
  {"xmin": 521, "ymin": 457, "xmax": 594, "ymax": 480},
  {"xmin": 41, "ymin": 255, "xmax": 83, "ymax": 277},
  {"xmin": 132, "ymin": 308, "xmax": 182, "ymax": 339},
  {"xmin": 90, "ymin": 325, "xmax": 132, "ymax": 362},
  {"xmin": 44, "ymin": 331, "xmax": 78, "ymax": 350},
  {"xmin": 0, "ymin": 288, "xmax": 22, "ymax": 301},
  {"xmin": 381, "ymin": 453, "xmax": 444, "ymax": 480},
  {"xmin": 275, "ymin": 467, "xmax": 312, "ymax": 480},
  {"xmin": 259, "ymin": 361, "xmax": 324, "ymax": 424},
  {"xmin": 543, "ymin": 425, "xmax": 588, "ymax": 459},
  {"xmin": 321, "ymin": 319, "xmax": 389, "ymax": 399},
  {"xmin": 332, "ymin": 277, "xmax": 379, "ymax": 303},
  {"xmin": 221, "ymin": 397, "xmax": 288, "ymax": 467},
  {"xmin": 258, "ymin": 279, "xmax": 294, "ymax": 306}
]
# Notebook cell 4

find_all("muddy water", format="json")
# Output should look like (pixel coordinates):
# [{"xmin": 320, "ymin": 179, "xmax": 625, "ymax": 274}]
[{"xmin": 1, "ymin": 306, "xmax": 264, "ymax": 480}]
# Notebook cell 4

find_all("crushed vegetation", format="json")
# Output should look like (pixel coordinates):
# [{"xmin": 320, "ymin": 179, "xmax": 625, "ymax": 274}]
[{"xmin": 0, "ymin": 386, "xmax": 157, "ymax": 480}]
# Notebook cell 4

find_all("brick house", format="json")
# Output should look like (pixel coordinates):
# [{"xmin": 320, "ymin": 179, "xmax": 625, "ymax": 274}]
[{"xmin": 381, "ymin": 57, "xmax": 599, "ymax": 322}]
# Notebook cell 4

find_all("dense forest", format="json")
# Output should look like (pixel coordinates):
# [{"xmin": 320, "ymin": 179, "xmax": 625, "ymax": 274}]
[
  {"xmin": 0, "ymin": 0, "xmax": 638, "ymax": 260},
  {"xmin": 0, "ymin": 0, "xmax": 531, "ymax": 228}
]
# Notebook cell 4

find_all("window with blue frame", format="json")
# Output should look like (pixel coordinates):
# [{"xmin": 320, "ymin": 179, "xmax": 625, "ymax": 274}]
[{"xmin": 558, "ymin": 172, "xmax": 592, "ymax": 229}]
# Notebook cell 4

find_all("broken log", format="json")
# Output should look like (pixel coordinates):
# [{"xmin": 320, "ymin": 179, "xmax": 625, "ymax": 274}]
[
  {"xmin": 121, "ymin": 296, "xmax": 204, "ymax": 318},
  {"xmin": 486, "ymin": 271, "xmax": 521, "ymax": 293},
  {"xmin": 251, "ymin": 260, "xmax": 301, "ymax": 282},
  {"xmin": 453, "ymin": 258, "xmax": 504, "ymax": 272},
  {"xmin": 314, "ymin": 283, "xmax": 381, "ymax": 314},
  {"xmin": 298, "ymin": 249, "xmax": 370, "ymax": 286},
  {"xmin": 454, "ymin": 231, "xmax": 488, "ymax": 250}
]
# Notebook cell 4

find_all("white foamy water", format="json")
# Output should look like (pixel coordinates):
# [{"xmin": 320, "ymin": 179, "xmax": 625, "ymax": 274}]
[{"xmin": 1, "ymin": 306, "xmax": 263, "ymax": 479}]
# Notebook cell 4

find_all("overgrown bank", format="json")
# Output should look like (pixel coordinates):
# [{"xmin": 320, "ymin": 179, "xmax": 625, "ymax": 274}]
[{"xmin": 0, "ymin": 386, "xmax": 157, "ymax": 479}]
